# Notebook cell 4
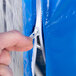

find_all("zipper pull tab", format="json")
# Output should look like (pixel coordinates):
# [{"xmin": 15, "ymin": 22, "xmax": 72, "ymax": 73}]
[{"xmin": 30, "ymin": 28, "xmax": 39, "ymax": 39}]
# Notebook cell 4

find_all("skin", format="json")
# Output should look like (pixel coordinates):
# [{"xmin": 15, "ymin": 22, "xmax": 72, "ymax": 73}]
[{"xmin": 0, "ymin": 30, "xmax": 33, "ymax": 76}]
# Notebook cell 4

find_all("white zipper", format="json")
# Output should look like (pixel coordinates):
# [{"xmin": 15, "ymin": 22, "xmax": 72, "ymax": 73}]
[{"xmin": 30, "ymin": 0, "xmax": 45, "ymax": 76}]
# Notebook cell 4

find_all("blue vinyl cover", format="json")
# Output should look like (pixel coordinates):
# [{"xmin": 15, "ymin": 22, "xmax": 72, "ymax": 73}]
[
  {"xmin": 22, "ymin": 0, "xmax": 76, "ymax": 76},
  {"xmin": 42, "ymin": 0, "xmax": 76, "ymax": 76},
  {"xmin": 22, "ymin": 0, "xmax": 36, "ymax": 76}
]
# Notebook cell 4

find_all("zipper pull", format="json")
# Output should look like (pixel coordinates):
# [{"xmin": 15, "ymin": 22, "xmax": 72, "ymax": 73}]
[{"xmin": 30, "ymin": 28, "xmax": 39, "ymax": 39}]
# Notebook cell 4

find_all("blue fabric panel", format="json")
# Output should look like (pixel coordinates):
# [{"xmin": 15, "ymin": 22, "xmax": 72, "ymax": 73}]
[
  {"xmin": 22, "ymin": 0, "xmax": 36, "ymax": 76},
  {"xmin": 41, "ymin": 0, "xmax": 76, "ymax": 76}
]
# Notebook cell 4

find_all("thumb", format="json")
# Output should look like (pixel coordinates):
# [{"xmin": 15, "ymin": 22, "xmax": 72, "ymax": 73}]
[{"xmin": 0, "ymin": 49, "xmax": 11, "ymax": 65}]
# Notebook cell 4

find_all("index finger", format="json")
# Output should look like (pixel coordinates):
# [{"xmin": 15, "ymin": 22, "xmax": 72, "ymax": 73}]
[{"xmin": 0, "ymin": 30, "xmax": 33, "ymax": 51}]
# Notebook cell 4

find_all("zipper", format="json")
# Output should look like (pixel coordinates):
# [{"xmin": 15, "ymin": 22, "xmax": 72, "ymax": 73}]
[{"xmin": 30, "ymin": 0, "xmax": 45, "ymax": 76}]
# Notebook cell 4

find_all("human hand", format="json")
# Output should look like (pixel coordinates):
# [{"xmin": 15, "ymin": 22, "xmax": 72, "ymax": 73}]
[{"xmin": 0, "ymin": 30, "xmax": 33, "ymax": 76}]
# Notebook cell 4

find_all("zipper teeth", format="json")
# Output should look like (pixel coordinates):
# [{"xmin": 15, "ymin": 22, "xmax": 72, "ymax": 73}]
[
  {"xmin": 30, "ymin": 0, "xmax": 42, "ymax": 39},
  {"xmin": 36, "ymin": 0, "xmax": 46, "ymax": 62},
  {"xmin": 31, "ymin": 0, "xmax": 42, "ymax": 76},
  {"xmin": 36, "ymin": 0, "xmax": 42, "ymax": 29}
]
